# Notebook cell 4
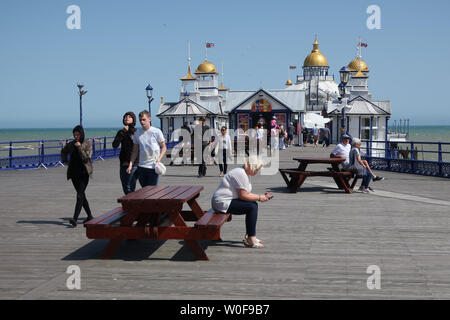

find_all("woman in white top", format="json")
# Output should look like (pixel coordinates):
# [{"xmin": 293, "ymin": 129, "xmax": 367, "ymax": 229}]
[
  {"xmin": 216, "ymin": 126, "xmax": 233, "ymax": 177},
  {"xmin": 211, "ymin": 156, "xmax": 273, "ymax": 248}
]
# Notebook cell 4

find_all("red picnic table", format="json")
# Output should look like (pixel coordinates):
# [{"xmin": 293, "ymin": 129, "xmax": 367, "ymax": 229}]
[
  {"xmin": 279, "ymin": 157, "xmax": 359, "ymax": 193},
  {"xmin": 85, "ymin": 185, "xmax": 231, "ymax": 260}
]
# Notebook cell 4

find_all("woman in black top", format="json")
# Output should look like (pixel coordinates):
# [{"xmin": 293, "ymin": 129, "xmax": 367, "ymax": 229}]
[
  {"xmin": 112, "ymin": 111, "xmax": 139, "ymax": 194},
  {"xmin": 61, "ymin": 125, "xmax": 94, "ymax": 227}
]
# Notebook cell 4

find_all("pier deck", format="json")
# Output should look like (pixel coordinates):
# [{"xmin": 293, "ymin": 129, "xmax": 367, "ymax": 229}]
[{"xmin": 0, "ymin": 145, "xmax": 449, "ymax": 300}]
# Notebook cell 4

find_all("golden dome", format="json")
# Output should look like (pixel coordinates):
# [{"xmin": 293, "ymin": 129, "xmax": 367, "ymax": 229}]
[
  {"xmin": 285, "ymin": 79, "xmax": 293, "ymax": 85},
  {"xmin": 347, "ymin": 57, "xmax": 369, "ymax": 72},
  {"xmin": 195, "ymin": 60, "xmax": 218, "ymax": 74},
  {"xmin": 180, "ymin": 66, "xmax": 196, "ymax": 80},
  {"xmin": 303, "ymin": 37, "xmax": 329, "ymax": 67},
  {"xmin": 352, "ymin": 70, "xmax": 368, "ymax": 78}
]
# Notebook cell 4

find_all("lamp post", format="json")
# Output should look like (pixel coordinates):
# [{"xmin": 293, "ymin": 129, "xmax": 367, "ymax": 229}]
[
  {"xmin": 77, "ymin": 83, "xmax": 87, "ymax": 127},
  {"xmin": 338, "ymin": 67, "xmax": 350, "ymax": 137},
  {"xmin": 146, "ymin": 84, "xmax": 154, "ymax": 114}
]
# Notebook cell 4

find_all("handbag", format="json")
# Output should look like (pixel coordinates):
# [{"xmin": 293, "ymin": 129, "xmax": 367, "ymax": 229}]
[{"xmin": 155, "ymin": 162, "xmax": 166, "ymax": 175}]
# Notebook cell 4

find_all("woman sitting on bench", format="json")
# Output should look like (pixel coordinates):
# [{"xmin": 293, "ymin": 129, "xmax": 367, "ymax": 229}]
[
  {"xmin": 211, "ymin": 155, "xmax": 272, "ymax": 248},
  {"xmin": 344, "ymin": 138, "xmax": 384, "ymax": 193}
]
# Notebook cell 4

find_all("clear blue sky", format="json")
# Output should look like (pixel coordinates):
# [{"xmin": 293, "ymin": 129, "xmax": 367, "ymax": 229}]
[{"xmin": 1, "ymin": 0, "xmax": 449, "ymax": 128}]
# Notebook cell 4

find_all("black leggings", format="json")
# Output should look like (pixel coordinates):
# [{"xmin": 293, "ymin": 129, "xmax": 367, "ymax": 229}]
[
  {"xmin": 71, "ymin": 174, "xmax": 92, "ymax": 221},
  {"xmin": 219, "ymin": 149, "xmax": 228, "ymax": 174}
]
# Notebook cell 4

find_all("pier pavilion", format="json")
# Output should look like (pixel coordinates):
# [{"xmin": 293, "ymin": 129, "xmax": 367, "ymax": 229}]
[{"xmin": 157, "ymin": 37, "xmax": 391, "ymax": 145}]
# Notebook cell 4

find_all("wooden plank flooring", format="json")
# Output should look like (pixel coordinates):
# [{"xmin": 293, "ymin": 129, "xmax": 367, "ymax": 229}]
[{"xmin": 0, "ymin": 145, "xmax": 449, "ymax": 299}]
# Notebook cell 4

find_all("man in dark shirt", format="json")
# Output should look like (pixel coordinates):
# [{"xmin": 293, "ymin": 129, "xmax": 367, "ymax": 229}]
[{"xmin": 287, "ymin": 122, "xmax": 296, "ymax": 147}]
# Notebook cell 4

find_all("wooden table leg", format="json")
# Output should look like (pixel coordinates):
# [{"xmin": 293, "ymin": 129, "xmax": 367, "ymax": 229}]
[
  {"xmin": 187, "ymin": 198, "xmax": 205, "ymax": 220},
  {"xmin": 185, "ymin": 240, "xmax": 209, "ymax": 261},
  {"xmin": 335, "ymin": 174, "xmax": 352, "ymax": 193},
  {"xmin": 297, "ymin": 174, "xmax": 308, "ymax": 188}
]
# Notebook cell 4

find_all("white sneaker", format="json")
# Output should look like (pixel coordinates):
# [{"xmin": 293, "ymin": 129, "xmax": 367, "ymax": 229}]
[
  {"xmin": 368, "ymin": 187, "xmax": 375, "ymax": 192},
  {"xmin": 358, "ymin": 187, "xmax": 368, "ymax": 193}
]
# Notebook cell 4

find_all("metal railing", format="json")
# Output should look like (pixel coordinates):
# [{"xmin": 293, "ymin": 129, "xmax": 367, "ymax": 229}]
[
  {"xmin": 360, "ymin": 139, "xmax": 450, "ymax": 178},
  {"xmin": 0, "ymin": 137, "xmax": 120, "ymax": 170}
]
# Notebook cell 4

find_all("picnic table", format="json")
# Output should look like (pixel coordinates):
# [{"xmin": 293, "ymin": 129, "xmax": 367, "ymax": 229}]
[
  {"xmin": 85, "ymin": 185, "xmax": 231, "ymax": 260},
  {"xmin": 279, "ymin": 157, "xmax": 359, "ymax": 193}
]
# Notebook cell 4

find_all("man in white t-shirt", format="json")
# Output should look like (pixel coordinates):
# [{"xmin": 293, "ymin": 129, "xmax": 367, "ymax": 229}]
[
  {"xmin": 127, "ymin": 110, "xmax": 166, "ymax": 186},
  {"xmin": 330, "ymin": 134, "xmax": 351, "ymax": 166}
]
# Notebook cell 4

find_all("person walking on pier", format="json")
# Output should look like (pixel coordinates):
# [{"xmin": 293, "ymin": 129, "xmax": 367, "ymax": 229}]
[
  {"xmin": 197, "ymin": 116, "xmax": 210, "ymax": 178},
  {"xmin": 313, "ymin": 124, "xmax": 319, "ymax": 148},
  {"xmin": 215, "ymin": 126, "xmax": 233, "ymax": 177},
  {"xmin": 112, "ymin": 111, "xmax": 139, "ymax": 194},
  {"xmin": 61, "ymin": 125, "xmax": 94, "ymax": 227},
  {"xmin": 127, "ymin": 110, "xmax": 166, "ymax": 187}
]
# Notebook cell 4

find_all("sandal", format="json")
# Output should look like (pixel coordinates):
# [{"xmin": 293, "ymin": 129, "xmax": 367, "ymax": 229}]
[
  {"xmin": 243, "ymin": 239, "xmax": 264, "ymax": 248},
  {"xmin": 243, "ymin": 235, "xmax": 262, "ymax": 244}
]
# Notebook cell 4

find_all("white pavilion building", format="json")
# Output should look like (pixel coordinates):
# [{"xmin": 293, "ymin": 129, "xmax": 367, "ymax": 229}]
[{"xmin": 158, "ymin": 37, "xmax": 391, "ymax": 150}]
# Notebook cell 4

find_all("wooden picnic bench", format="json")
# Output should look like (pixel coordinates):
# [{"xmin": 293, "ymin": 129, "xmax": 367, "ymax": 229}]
[
  {"xmin": 85, "ymin": 185, "xmax": 231, "ymax": 261},
  {"xmin": 279, "ymin": 157, "xmax": 359, "ymax": 193}
]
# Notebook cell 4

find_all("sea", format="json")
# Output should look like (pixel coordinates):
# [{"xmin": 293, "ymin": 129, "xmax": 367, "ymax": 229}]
[
  {"xmin": 1, "ymin": 126, "xmax": 449, "ymax": 143},
  {"xmin": 1, "ymin": 126, "xmax": 449, "ymax": 161}
]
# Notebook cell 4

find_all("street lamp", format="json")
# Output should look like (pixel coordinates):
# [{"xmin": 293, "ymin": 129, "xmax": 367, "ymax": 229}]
[
  {"xmin": 146, "ymin": 84, "xmax": 154, "ymax": 114},
  {"xmin": 77, "ymin": 83, "xmax": 87, "ymax": 127},
  {"xmin": 338, "ymin": 67, "xmax": 350, "ymax": 136}
]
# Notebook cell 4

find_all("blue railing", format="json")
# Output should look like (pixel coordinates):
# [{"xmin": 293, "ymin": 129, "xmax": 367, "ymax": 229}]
[
  {"xmin": 361, "ymin": 140, "xmax": 450, "ymax": 178},
  {"xmin": 0, "ymin": 137, "xmax": 120, "ymax": 170}
]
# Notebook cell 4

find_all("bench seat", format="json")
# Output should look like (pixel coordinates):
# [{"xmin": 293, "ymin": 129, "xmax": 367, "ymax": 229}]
[
  {"xmin": 195, "ymin": 210, "xmax": 232, "ymax": 229},
  {"xmin": 84, "ymin": 207, "xmax": 128, "ymax": 229}
]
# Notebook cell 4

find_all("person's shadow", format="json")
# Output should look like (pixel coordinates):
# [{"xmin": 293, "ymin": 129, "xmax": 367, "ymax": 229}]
[{"xmin": 17, "ymin": 218, "xmax": 76, "ymax": 228}]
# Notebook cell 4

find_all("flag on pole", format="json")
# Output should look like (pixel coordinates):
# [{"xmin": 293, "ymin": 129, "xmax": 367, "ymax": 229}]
[
  {"xmin": 360, "ymin": 42, "xmax": 368, "ymax": 47},
  {"xmin": 206, "ymin": 42, "xmax": 215, "ymax": 48},
  {"xmin": 289, "ymin": 66, "xmax": 297, "ymax": 69}
]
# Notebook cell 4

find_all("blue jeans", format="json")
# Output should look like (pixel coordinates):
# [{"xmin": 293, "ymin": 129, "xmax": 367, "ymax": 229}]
[
  {"xmin": 226, "ymin": 199, "xmax": 258, "ymax": 237},
  {"xmin": 361, "ymin": 170, "xmax": 372, "ymax": 188},
  {"xmin": 138, "ymin": 167, "xmax": 159, "ymax": 187},
  {"xmin": 119, "ymin": 165, "xmax": 138, "ymax": 195}
]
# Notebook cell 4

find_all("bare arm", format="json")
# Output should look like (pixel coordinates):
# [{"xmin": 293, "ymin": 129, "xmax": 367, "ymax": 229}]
[
  {"xmin": 237, "ymin": 189, "xmax": 269, "ymax": 202},
  {"xmin": 157, "ymin": 141, "xmax": 167, "ymax": 163},
  {"xmin": 330, "ymin": 153, "xmax": 344, "ymax": 159}
]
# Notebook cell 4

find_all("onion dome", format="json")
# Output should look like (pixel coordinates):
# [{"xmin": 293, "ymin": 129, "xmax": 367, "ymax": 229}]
[
  {"xmin": 347, "ymin": 57, "xmax": 369, "ymax": 72},
  {"xmin": 180, "ymin": 66, "xmax": 196, "ymax": 80},
  {"xmin": 218, "ymin": 81, "xmax": 228, "ymax": 91},
  {"xmin": 195, "ymin": 60, "xmax": 218, "ymax": 74},
  {"xmin": 285, "ymin": 79, "xmax": 293, "ymax": 86},
  {"xmin": 303, "ymin": 36, "xmax": 329, "ymax": 67}
]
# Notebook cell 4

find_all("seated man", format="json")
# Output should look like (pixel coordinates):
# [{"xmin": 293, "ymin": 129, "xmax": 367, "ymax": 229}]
[{"xmin": 330, "ymin": 134, "xmax": 351, "ymax": 167}]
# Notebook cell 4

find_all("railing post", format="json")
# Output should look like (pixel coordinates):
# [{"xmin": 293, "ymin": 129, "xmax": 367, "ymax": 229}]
[
  {"xmin": 41, "ymin": 140, "xmax": 45, "ymax": 165},
  {"xmin": 438, "ymin": 143, "xmax": 443, "ymax": 177},
  {"xmin": 92, "ymin": 138, "xmax": 96, "ymax": 160},
  {"xmin": 9, "ymin": 141, "xmax": 13, "ymax": 168},
  {"xmin": 410, "ymin": 142, "xmax": 415, "ymax": 174},
  {"xmin": 103, "ymin": 136, "xmax": 107, "ymax": 158}
]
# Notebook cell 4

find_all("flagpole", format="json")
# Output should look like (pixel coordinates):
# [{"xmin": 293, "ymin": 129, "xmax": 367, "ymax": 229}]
[
  {"xmin": 205, "ymin": 42, "xmax": 208, "ymax": 61},
  {"xmin": 188, "ymin": 40, "xmax": 191, "ymax": 68}
]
